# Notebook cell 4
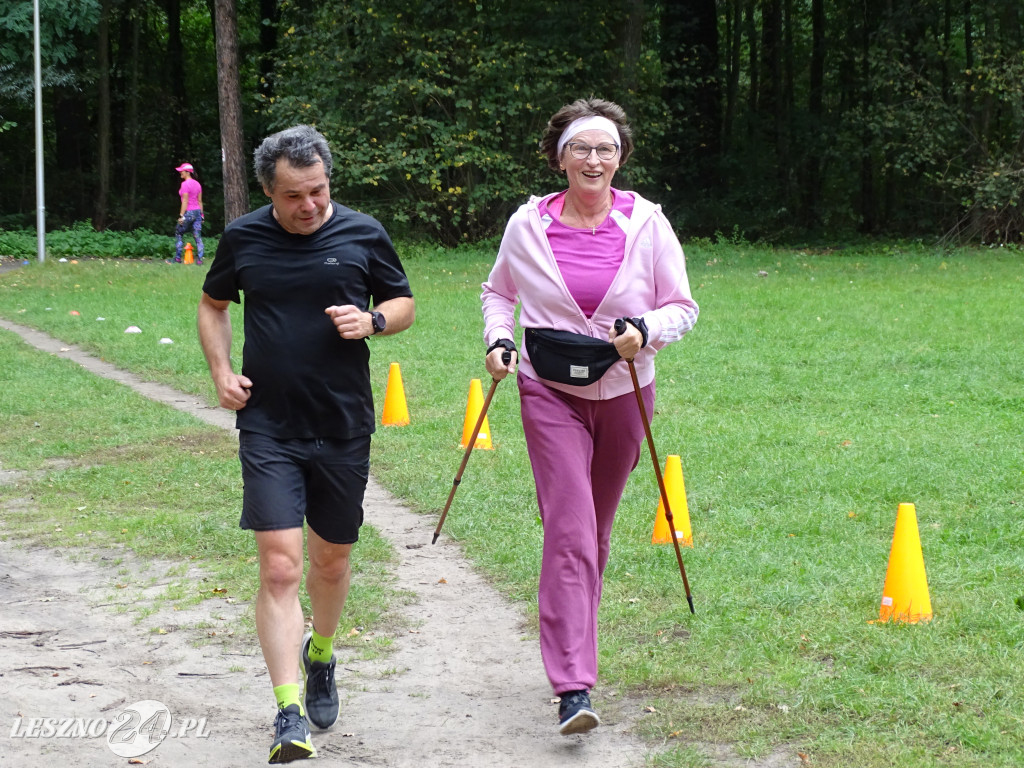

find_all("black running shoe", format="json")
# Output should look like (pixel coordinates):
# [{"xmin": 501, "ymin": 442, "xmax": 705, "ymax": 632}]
[
  {"xmin": 268, "ymin": 704, "xmax": 315, "ymax": 764},
  {"xmin": 301, "ymin": 633, "xmax": 340, "ymax": 730},
  {"xmin": 558, "ymin": 689, "xmax": 600, "ymax": 735}
]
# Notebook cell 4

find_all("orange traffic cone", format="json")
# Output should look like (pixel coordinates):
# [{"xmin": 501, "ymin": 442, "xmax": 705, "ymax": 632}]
[
  {"xmin": 459, "ymin": 379, "xmax": 493, "ymax": 450},
  {"xmin": 878, "ymin": 503, "xmax": 933, "ymax": 623},
  {"xmin": 184, "ymin": 242, "xmax": 194, "ymax": 264},
  {"xmin": 381, "ymin": 362, "xmax": 410, "ymax": 426},
  {"xmin": 652, "ymin": 454, "xmax": 693, "ymax": 546}
]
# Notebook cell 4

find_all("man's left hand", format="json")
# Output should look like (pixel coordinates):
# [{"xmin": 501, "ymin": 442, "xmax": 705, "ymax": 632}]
[{"xmin": 325, "ymin": 304, "xmax": 374, "ymax": 339}]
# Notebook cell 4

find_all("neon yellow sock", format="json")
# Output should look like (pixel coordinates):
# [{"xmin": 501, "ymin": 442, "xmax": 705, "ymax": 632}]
[
  {"xmin": 274, "ymin": 683, "xmax": 303, "ymax": 714},
  {"xmin": 307, "ymin": 629, "xmax": 335, "ymax": 664}
]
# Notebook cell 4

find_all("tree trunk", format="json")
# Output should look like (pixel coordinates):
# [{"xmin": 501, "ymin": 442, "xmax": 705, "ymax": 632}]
[
  {"xmin": 809, "ymin": 0, "xmax": 824, "ymax": 133},
  {"xmin": 616, "ymin": 0, "xmax": 646, "ymax": 118},
  {"xmin": 694, "ymin": 0, "xmax": 721, "ymax": 165},
  {"xmin": 745, "ymin": 0, "xmax": 758, "ymax": 119},
  {"xmin": 941, "ymin": 0, "xmax": 951, "ymax": 102},
  {"xmin": 882, "ymin": 0, "xmax": 895, "ymax": 230},
  {"xmin": 859, "ymin": 1, "xmax": 876, "ymax": 232},
  {"xmin": 760, "ymin": 0, "xmax": 783, "ymax": 148},
  {"xmin": 963, "ymin": 0, "xmax": 973, "ymax": 124},
  {"xmin": 94, "ymin": 0, "xmax": 111, "ymax": 231},
  {"xmin": 976, "ymin": 6, "xmax": 994, "ymax": 156},
  {"xmin": 165, "ymin": 0, "xmax": 189, "ymax": 159},
  {"xmin": 214, "ymin": 0, "xmax": 251, "ymax": 223},
  {"xmin": 723, "ymin": 0, "xmax": 742, "ymax": 151},
  {"xmin": 784, "ymin": 0, "xmax": 794, "ymax": 114},
  {"xmin": 661, "ymin": 0, "xmax": 720, "ymax": 185},
  {"xmin": 125, "ymin": 0, "xmax": 141, "ymax": 227},
  {"xmin": 259, "ymin": 0, "xmax": 280, "ymax": 105},
  {"xmin": 801, "ymin": 0, "xmax": 825, "ymax": 227}
]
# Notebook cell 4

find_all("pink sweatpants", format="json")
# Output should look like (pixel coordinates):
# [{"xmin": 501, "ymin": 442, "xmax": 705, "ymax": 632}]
[{"xmin": 518, "ymin": 373, "xmax": 654, "ymax": 695}]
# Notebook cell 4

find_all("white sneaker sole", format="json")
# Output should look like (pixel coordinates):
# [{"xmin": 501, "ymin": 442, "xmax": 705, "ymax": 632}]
[{"xmin": 559, "ymin": 708, "xmax": 600, "ymax": 735}]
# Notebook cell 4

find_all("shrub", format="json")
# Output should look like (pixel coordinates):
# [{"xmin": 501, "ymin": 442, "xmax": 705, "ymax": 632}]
[{"xmin": 0, "ymin": 222, "xmax": 216, "ymax": 260}]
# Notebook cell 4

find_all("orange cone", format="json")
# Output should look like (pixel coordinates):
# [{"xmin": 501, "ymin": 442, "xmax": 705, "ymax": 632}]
[
  {"xmin": 878, "ymin": 503, "xmax": 933, "ymax": 623},
  {"xmin": 381, "ymin": 362, "xmax": 410, "ymax": 426},
  {"xmin": 184, "ymin": 242, "xmax": 194, "ymax": 264},
  {"xmin": 652, "ymin": 454, "xmax": 693, "ymax": 546},
  {"xmin": 459, "ymin": 379, "xmax": 493, "ymax": 450}
]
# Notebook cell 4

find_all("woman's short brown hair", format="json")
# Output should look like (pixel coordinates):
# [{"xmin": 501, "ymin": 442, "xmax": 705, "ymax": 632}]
[{"xmin": 539, "ymin": 98, "xmax": 634, "ymax": 172}]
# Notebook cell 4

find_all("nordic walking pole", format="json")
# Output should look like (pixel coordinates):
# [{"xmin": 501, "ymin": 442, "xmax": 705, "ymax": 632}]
[
  {"xmin": 615, "ymin": 319, "xmax": 695, "ymax": 614},
  {"xmin": 432, "ymin": 350, "xmax": 512, "ymax": 544}
]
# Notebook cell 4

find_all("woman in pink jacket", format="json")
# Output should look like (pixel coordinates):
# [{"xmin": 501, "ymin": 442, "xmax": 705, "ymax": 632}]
[{"xmin": 481, "ymin": 98, "xmax": 699, "ymax": 736}]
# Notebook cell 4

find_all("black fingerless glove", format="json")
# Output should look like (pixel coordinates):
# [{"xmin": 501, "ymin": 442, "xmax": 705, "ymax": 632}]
[
  {"xmin": 486, "ymin": 338, "xmax": 517, "ymax": 361},
  {"xmin": 621, "ymin": 316, "xmax": 649, "ymax": 348}
]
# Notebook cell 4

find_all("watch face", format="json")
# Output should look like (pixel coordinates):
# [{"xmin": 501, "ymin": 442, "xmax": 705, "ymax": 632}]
[{"xmin": 372, "ymin": 311, "xmax": 386, "ymax": 334}]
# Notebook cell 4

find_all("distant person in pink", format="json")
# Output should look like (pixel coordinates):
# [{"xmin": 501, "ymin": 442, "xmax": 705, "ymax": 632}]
[{"xmin": 171, "ymin": 162, "xmax": 204, "ymax": 264}]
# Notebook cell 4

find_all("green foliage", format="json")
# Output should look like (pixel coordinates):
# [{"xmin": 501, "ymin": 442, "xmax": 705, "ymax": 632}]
[
  {"xmin": 3, "ymin": 0, "xmax": 1024, "ymax": 245},
  {"xmin": 0, "ymin": 223, "xmax": 215, "ymax": 260},
  {"xmin": 0, "ymin": 0, "xmax": 102, "ymax": 73},
  {"xmin": 0, "ymin": 229, "xmax": 31, "ymax": 257},
  {"xmin": 950, "ymin": 161, "xmax": 1024, "ymax": 245},
  {"xmin": 264, "ymin": 0, "xmax": 657, "ymax": 245},
  {"xmin": 941, "ymin": 49, "xmax": 1024, "ymax": 244}
]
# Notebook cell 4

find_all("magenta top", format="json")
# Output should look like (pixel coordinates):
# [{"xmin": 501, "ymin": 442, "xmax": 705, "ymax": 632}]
[
  {"xmin": 540, "ymin": 188, "xmax": 635, "ymax": 317},
  {"xmin": 178, "ymin": 178, "xmax": 203, "ymax": 210}
]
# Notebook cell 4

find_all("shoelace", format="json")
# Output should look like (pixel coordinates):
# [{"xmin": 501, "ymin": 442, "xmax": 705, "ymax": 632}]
[
  {"xmin": 310, "ymin": 661, "xmax": 335, "ymax": 696},
  {"xmin": 560, "ymin": 692, "xmax": 589, "ymax": 716},
  {"xmin": 275, "ymin": 707, "xmax": 303, "ymax": 735}
]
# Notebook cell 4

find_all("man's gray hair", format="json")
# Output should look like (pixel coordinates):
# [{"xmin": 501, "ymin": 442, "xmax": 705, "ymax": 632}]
[{"xmin": 254, "ymin": 125, "xmax": 334, "ymax": 191}]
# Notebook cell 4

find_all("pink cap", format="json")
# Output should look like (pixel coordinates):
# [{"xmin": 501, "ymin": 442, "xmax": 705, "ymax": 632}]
[{"xmin": 175, "ymin": 162, "xmax": 194, "ymax": 172}]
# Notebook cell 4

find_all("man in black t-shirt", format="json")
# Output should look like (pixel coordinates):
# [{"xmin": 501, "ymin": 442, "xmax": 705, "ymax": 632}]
[{"xmin": 198, "ymin": 125, "xmax": 414, "ymax": 764}]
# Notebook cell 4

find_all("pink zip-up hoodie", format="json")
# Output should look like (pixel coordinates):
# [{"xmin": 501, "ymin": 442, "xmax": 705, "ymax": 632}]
[{"xmin": 482, "ymin": 190, "xmax": 699, "ymax": 401}]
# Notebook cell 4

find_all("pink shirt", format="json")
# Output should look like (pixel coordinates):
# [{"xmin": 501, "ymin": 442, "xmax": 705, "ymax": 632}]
[
  {"xmin": 540, "ymin": 189, "xmax": 634, "ymax": 317},
  {"xmin": 178, "ymin": 178, "xmax": 202, "ymax": 210},
  {"xmin": 482, "ymin": 190, "xmax": 698, "ymax": 401}
]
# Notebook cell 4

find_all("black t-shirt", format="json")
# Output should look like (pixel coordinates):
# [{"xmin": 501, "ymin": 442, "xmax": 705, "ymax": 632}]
[{"xmin": 202, "ymin": 202, "xmax": 413, "ymax": 439}]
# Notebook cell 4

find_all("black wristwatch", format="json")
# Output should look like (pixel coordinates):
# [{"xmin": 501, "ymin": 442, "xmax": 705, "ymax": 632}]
[{"xmin": 370, "ymin": 311, "xmax": 386, "ymax": 335}]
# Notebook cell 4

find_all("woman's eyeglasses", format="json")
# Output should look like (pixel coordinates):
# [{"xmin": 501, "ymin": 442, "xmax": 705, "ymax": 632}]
[{"xmin": 565, "ymin": 142, "xmax": 619, "ymax": 161}]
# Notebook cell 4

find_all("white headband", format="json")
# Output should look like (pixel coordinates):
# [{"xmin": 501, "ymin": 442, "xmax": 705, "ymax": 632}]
[{"xmin": 556, "ymin": 115, "xmax": 621, "ymax": 156}]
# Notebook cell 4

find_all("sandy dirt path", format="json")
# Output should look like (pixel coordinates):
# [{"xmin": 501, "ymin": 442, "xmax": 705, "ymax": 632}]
[{"xmin": 0, "ymin": 318, "xmax": 657, "ymax": 767}]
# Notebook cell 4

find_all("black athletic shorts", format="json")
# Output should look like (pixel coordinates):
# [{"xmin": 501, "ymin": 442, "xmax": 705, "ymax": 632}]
[{"xmin": 238, "ymin": 430, "xmax": 370, "ymax": 545}]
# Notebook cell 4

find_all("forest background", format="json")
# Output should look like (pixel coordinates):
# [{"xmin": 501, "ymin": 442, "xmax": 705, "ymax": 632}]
[{"xmin": 0, "ymin": 0, "xmax": 1022, "ymax": 248}]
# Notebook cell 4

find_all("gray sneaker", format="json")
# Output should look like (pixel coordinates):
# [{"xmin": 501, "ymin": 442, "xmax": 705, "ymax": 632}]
[
  {"xmin": 301, "ymin": 632, "xmax": 340, "ymax": 730},
  {"xmin": 268, "ymin": 704, "xmax": 315, "ymax": 763},
  {"xmin": 558, "ymin": 689, "xmax": 600, "ymax": 735}
]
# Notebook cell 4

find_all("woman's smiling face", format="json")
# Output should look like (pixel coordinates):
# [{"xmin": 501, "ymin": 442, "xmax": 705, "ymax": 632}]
[{"xmin": 561, "ymin": 129, "xmax": 620, "ymax": 200}]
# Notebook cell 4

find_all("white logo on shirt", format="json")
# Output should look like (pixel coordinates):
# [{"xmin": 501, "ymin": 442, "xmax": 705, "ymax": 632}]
[{"xmin": 324, "ymin": 257, "xmax": 338, "ymax": 266}]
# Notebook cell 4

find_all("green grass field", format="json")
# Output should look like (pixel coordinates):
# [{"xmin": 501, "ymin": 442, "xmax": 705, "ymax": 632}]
[{"xmin": 0, "ymin": 243, "xmax": 1021, "ymax": 767}]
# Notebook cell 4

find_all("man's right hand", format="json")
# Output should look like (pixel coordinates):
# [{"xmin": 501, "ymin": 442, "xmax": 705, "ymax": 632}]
[{"xmin": 215, "ymin": 373, "xmax": 253, "ymax": 411}]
